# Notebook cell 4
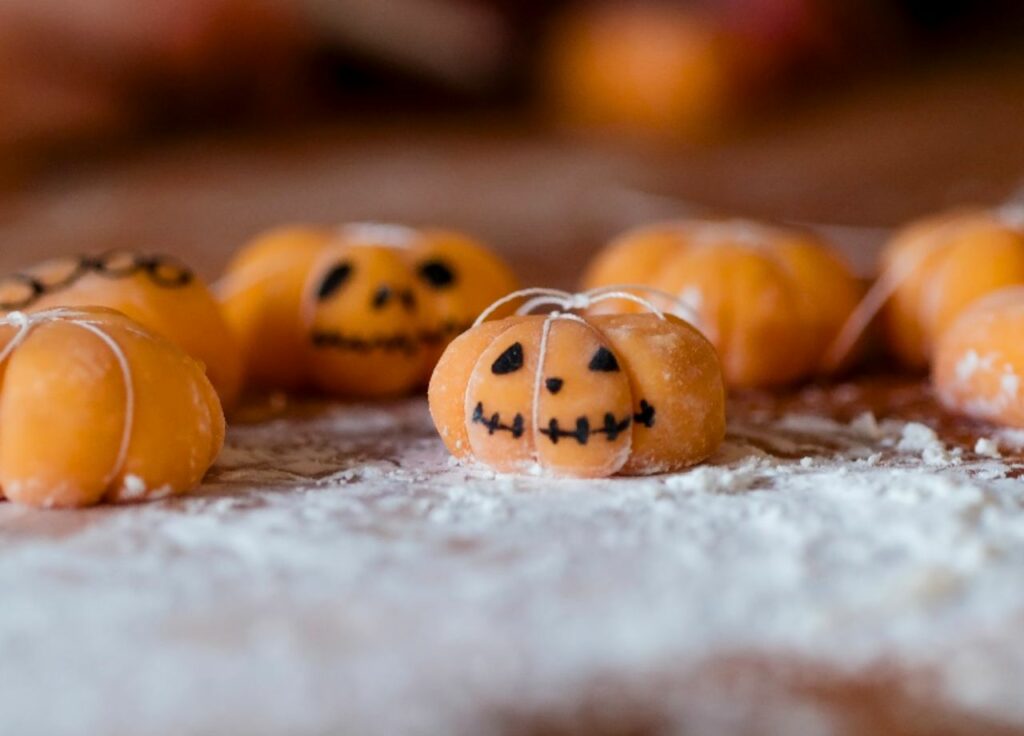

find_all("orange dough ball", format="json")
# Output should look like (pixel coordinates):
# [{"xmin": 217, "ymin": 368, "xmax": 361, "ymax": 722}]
[
  {"xmin": 0, "ymin": 251, "xmax": 243, "ymax": 411},
  {"xmin": 429, "ymin": 312, "xmax": 725, "ymax": 478},
  {"xmin": 543, "ymin": 4, "xmax": 736, "ymax": 139},
  {"xmin": 582, "ymin": 220, "xmax": 862, "ymax": 388},
  {"xmin": 881, "ymin": 208, "xmax": 1024, "ymax": 371},
  {"xmin": 933, "ymin": 287, "xmax": 1024, "ymax": 427},
  {"xmin": 219, "ymin": 223, "xmax": 519, "ymax": 398},
  {"xmin": 0, "ymin": 308, "xmax": 225, "ymax": 508}
]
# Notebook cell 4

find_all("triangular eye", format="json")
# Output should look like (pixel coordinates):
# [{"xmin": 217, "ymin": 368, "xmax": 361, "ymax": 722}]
[
  {"xmin": 588, "ymin": 346, "xmax": 620, "ymax": 372},
  {"xmin": 418, "ymin": 259, "xmax": 456, "ymax": 289},
  {"xmin": 491, "ymin": 342, "xmax": 524, "ymax": 374},
  {"xmin": 317, "ymin": 262, "xmax": 353, "ymax": 301}
]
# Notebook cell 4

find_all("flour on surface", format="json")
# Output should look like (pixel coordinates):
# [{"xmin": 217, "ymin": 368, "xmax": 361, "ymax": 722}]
[{"xmin": 1, "ymin": 400, "xmax": 1024, "ymax": 735}]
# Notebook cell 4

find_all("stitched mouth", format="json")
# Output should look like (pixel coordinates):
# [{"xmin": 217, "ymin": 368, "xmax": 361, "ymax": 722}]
[
  {"xmin": 312, "ymin": 330, "xmax": 420, "ymax": 356},
  {"xmin": 472, "ymin": 402, "xmax": 525, "ymax": 438},
  {"xmin": 310, "ymin": 320, "xmax": 472, "ymax": 355},
  {"xmin": 418, "ymin": 319, "xmax": 473, "ymax": 346},
  {"xmin": 471, "ymin": 399, "xmax": 656, "ymax": 445}
]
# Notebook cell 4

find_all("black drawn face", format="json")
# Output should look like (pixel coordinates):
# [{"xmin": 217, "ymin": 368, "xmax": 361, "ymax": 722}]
[
  {"xmin": 465, "ymin": 318, "xmax": 658, "ymax": 477},
  {"xmin": 309, "ymin": 248, "xmax": 423, "ymax": 356},
  {"xmin": 416, "ymin": 258, "xmax": 457, "ymax": 290}
]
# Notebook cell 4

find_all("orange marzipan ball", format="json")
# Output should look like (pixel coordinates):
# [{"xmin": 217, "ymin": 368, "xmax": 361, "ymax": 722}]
[
  {"xmin": 581, "ymin": 219, "xmax": 862, "ymax": 388},
  {"xmin": 0, "ymin": 251, "xmax": 243, "ymax": 411},
  {"xmin": 219, "ymin": 223, "xmax": 519, "ymax": 398},
  {"xmin": 543, "ymin": 4, "xmax": 735, "ymax": 140},
  {"xmin": 881, "ymin": 208, "xmax": 1024, "ymax": 371},
  {"xmin": 933, "ymin": 286, "xmax": 1024, "ymax": 427},
  {"xmin": 0, "ymin": 308, "xmax": 224, "ymax": 508},
  {"xmin": 429, "ymin": 312, "xmax": 725, "ymax": 478}
]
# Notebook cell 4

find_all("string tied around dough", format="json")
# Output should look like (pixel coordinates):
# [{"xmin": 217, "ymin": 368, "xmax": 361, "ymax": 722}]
[
  {"xmin": 0, "ymin": 308, "xmax": 136, "ymax": 495},
  {"xmin": 530, "ymin": 312, "xmax": 589, "ymax": 447},
  {"xmin": 822, "ymin": 196, "xmax": 1024, "ymax": 373},
  {"xmin": 472, "ymin": 285, "xmax": 702, "ymax": 328}
]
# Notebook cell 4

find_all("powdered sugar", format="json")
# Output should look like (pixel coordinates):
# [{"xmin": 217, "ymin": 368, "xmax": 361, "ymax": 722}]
[
  {"xmin": 1, "ymin": 399, "xmax": 1023, "ymax": 734},
  {"xmin": 975, "ymin": 437, "xmax": 1002, "ymax": 458}
]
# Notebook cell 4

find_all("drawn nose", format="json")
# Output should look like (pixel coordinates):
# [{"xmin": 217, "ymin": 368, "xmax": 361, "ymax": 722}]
[
  {"xmin": 372, "ymin": 285, "xmax": 416, "ymax": 312},
  {"xmin": 545, "ymin": 377, "xmax": 564, "ymax": 394},
  {"xmin": 372, "ymin": 285, "xmax": 393, "ymax": 309}
]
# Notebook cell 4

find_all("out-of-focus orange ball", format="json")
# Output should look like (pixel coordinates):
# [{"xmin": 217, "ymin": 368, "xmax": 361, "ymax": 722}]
[
  {"xmin": 582, "ymin": 219, "xmax": 863, "ymax": 388},
  {"xmin": 219, "ymin": 223, "xmax": 519, "ymax": 398},
  {"xmin": 934, "ymin": 287, "xmax": 1024, "ymax": 428},
  {"xmin": 543, "ymin": 4, "xmax": 737, "ymax": 140},
  {"xmin": 880, "ymin": 208, "xmax": 1024, "ymax": 372}
]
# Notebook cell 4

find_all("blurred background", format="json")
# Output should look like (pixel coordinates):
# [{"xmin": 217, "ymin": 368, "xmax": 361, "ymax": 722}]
[{"xmin": 3, "ymin": 0, "xmax": 1024, "ymax": 281}]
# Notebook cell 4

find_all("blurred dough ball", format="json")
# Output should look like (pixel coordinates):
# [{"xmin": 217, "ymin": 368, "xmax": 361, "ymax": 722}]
[{"xmin": 542, "ymin": 3, "xmax": 738, "ymax": 140}]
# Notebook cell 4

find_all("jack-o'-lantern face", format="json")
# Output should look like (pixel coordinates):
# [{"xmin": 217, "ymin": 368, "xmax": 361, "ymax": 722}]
[
  {"xmin": 428, "ymin": 289, "xmax": 727, "ymax": 479},
  {"xmin": 292, "ymin": 224, "xmax": 520, "ymax": 397},
  {"xmin": 466, "ymin": 317, "xmax": 637, "ymax": 476},
  {"xmin": 307, "ymin": 244, "xmax": 426, "ymax": 396}
]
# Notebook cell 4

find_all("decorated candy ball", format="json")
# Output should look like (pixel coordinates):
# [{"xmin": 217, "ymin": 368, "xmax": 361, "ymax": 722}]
[
  {"xmin": 0, "ymin": 308, "xmax": 225, "ymax": 508},
  {"xmin": 582, "ymin": 219, "xmax": 862, "ymax": 388},
  {"xmin": 879, "ymin": 207, "xmax": 1024, "ymax": 371},
  {"xmin": 933, "ymin": 286, "xmax": 1024, "ymax": 427},
  {"xmin": 429, "ymin": 288, "xmax": 725, "ymax": 478},
  {"xmin": 0, "ymin": 251, "xmax": 243, "ymax": 410},
  {"xmin": 219, "ymin": 223, "xmax": 519, "ymax": 398}
]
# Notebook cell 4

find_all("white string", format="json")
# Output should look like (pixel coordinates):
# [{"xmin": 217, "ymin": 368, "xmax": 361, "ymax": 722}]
[
  {"xmin": 530, "ymin": 312, "xmax": 558, "ymax": 460},
  {"xmin": 585, "ymin": 284, "xmax": 710, "ymax": 325},
  {"xmin": 820, "ymin": 214, "xmax": 976, "ymax": 371},
  {"xmin": 527, "ymin": 312, "xmax": 604, "ymax": 467},
  {"xmin": 338, "ymin": 223, "xmax": 420, "ymax": 249},
  {"xmin": 0, "ymin": 309, "xmax": 136, "ymax": 494},
  {"xmin": 545, "ymin": 312, "xmax": 590, "ymax": 327},
  {"xmin": 515, "ymin": 294, "xmax": 580, "ymax": 316},
  {"xmin": 474, "ymin": 285, "xmax": 696, "ymax": 329},
  {"xmin": 584, "ymin": 291, "xmax": 666, "ymax": 320},
  {"xmin": 472, "ymin": 288, "xmax": 573, "ymax": 326},
  {"xmin": 72, "ymin": 321, "xmax": 136, "ymax": 490},
  {"xmin": 0, "ymin": 312, "xmax": 32, "ymax": 365}
]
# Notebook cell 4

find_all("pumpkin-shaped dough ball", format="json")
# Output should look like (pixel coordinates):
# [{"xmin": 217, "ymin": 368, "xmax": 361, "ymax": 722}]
[
  {"xmin": 880, "ymin": 208, "xmax": 1024, "ymax": 371},
  {"xmin": 0, "ymin": 308, "xmax": 225, "ymax": 508},
  {"xmin": 582, "ymin": 220, "xmax": 862, "ymax": 388},
  {"xmin": 429, "ymin": 306, "xmax": 725, "ymax": 478},
  {"xmin": 0, "ymin": 251, "xmax": 243, "ymax": 411},
  {"xmin": 933, "ymin": 287, "xmax": 1024, "ymax": 427},
  {"xmin": 543, "ymin": 4, "xmax": 736, "ymax": 140},
  {"xmin": 219, "ymin": 223, "xmax": 519, "ymax": 398}
]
